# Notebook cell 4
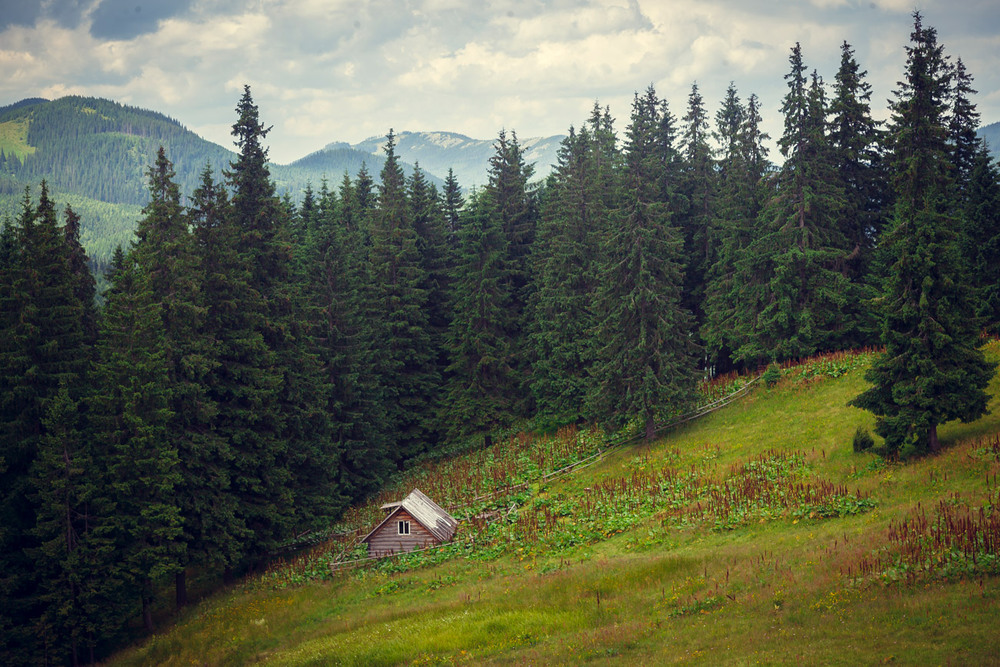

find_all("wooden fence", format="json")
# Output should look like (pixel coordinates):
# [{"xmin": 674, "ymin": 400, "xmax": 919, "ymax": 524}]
[{"xmin": 323, "ymin": 375, "xmax": 760, "ymax": 573}]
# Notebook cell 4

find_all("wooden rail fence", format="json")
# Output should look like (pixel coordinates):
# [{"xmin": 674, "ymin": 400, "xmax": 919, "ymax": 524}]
[{"xmin": 321, "ymin": 375, "xmax": 760, "ymax": 573}]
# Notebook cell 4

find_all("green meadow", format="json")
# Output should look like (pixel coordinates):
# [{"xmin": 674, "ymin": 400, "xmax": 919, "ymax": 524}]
[
  {"xmin": 0, "ymin": 118, "xmax": 36, "ymax": 162},
  {"xmin": 113, "ymin": 341, "xmax": 1000, "ymax": 665}
]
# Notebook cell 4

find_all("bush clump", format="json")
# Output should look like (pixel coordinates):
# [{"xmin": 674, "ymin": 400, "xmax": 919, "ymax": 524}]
[
  {"xmin": 852, "ymin": 426, "xmax": 874, "ymax": 453},
  {"xmin": 763, "ymin": 362, "xmax": 781, "ymax": 388}
]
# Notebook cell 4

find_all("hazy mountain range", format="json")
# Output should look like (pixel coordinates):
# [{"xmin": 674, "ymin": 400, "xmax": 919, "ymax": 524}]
[{"xmin": 320, "ymin": 130, "xmax": 564, "ymax": 191}]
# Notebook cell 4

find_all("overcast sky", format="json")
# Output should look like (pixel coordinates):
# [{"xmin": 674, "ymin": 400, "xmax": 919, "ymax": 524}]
[{"xmin": 1, "ymin": 0, "xmax": 998, "ymax": 165}]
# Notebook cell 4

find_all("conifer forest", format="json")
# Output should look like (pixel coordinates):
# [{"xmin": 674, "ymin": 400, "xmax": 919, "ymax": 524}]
[{"xmin": 1, "ymin": 13, "xmax": 998, "ymax": 664}]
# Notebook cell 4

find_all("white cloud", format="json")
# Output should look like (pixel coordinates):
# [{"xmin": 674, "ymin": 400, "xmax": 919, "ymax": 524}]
[{"xmin": 0, "ymin": 0, "xmax": 997, "ymax": 164}]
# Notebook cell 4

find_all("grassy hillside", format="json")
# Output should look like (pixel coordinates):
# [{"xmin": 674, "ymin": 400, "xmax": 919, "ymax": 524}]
[
  {"xmin": 0, "ymin": 116, "xmax": 36, "ymax": 162},
  {"xmin": 112, "ymin": 343, "xmax": 1000, "ymax": 665}
]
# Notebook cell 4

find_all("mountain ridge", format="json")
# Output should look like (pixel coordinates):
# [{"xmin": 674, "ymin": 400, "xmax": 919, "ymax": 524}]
[{"xmin": 321, "ymin": 129, "xmax": 564, "ymax": 190}]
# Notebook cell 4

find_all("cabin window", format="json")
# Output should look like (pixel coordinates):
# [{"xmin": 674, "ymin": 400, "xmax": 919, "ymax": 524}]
[{"xmin": 398, "ymin": 520, "xmax": 410, "ymax": 535}]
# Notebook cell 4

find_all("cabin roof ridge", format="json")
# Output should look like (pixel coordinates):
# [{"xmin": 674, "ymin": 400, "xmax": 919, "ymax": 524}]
[{"xmin": 363, "ymin": 488, "xmax": 458, "ymax": 546}]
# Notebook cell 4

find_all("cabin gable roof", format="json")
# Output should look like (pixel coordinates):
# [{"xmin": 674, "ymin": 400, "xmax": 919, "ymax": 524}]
[{"xmin": 361, "ymin": 489, "xmax": 457, "ymax": 544}]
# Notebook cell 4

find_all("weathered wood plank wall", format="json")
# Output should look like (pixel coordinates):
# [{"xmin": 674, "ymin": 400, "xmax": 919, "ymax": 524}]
[{"xmin": 366, "ymin": 510, "xmax": 437, "ymax": 556}]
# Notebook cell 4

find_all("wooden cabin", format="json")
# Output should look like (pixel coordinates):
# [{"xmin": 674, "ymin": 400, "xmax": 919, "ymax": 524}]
[{"xmin": 361, "ymin": 489, "xmax": 458, "ymax": 557}]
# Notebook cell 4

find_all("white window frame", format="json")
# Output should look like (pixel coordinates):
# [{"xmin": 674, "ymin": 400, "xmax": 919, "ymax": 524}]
[{"xmin": 397, "ymin": 520, "xmax": 410, "ymax": 535}]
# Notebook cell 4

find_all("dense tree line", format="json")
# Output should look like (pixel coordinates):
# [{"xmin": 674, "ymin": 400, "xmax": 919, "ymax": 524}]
[{"xmin": 1, "ymin": 14, "xmax": 998, "ymax": 663}]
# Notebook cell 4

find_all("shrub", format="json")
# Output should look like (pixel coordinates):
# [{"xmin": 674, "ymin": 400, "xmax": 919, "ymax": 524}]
[
  {"xmin": 763, "ymin": 362, "xmax": 781, "ymax": 388},
  {"xmin": 852, "ymin": 426, "xmax": 874, "ymax": 453}
]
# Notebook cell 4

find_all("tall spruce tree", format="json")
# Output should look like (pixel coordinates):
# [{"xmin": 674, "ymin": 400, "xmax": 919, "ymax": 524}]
[
  {"xmin": 702, "ymin": 88, "xmax": 773, "ymax": 371},
  {"xmin": 193, "ymin": 87, "xmax": 298, "ymax": 569},
  {"xmin": 442, "ymin": 168, "xmax": 464, "ymax": 244},
  {"xmin": 733, "ymin": 49, "xmax": 852, "ymax": 364},
  {"xmin": 588, "ymin": 88, "xmax": 700, "ymax": 440},
  {"xmin": 444, "ymin": 188, "xmax": 514, "ymax": 445},
  {"xmin": 223, "ymin": 85, "xmax": 334, "ymax": 555},
  {"xmin": 409, "ymin": 164, "xmax": 452, "ymax": 386},
  {"xmin": 131, "ymin": 148, "xmax": 239, "ymax": 607},
  {"xmin": 678, "ymin": 82, "xmax": 717, "ymax": 327},
  {"xmin": 331, "ymin": 174, "xmax": 393, "ymax": 496},
  {"xmin": 830, "ymin": 40, "xmax": 887, "ymax": 285},
  {"xmin": 528, "ymin": 125, "xmax": 606, "ymax": 426},
  {"xmin": 486, "ymin": 130, "xmax": 538, "ymax": 414},
  {"xmin": 29, "ymin": 380, "xmax": 129, "ymax": 666},
  {"xmin": 851, "ymin": 13, "xmax": 995, "ymax": 457},
  {"xmin": 587, "ymin": 101, "xmax": 622, "ymax": 203},
  {"xmin": 0, "ymin": 185, "xmax": 94, "ymax": 663},
  {"xmin": 305, "ymin": 181, "xmax": 391, "ymax": 501},
  {"xmin": 90, "ymin": 251, "xmax": 182, "ymax": 633},
  {"xmin": 963, "ymin": 142, "xmax": 1000, "ymax": 331},
  {"xmin": 368, "ymin": 130, "xmax": 438, "ymax": 462},
  {"xmin": 62, "ymin": 205, "xmax": 98, "ymax": 344},
  {"xmin": 948, "ymin": 58, "xmax": 981, "ymax": 200}
]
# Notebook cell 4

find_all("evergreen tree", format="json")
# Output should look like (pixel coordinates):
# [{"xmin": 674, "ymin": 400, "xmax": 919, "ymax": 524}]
[
  {"xmin": 678, "ymin": 82, "xmax": 717, "ymax": 327},
  {"xmin": 306, "ymin": 181, "xmax": 391, "ymax": 501},
  {"xmin": 714, "ymin": 83, "xmax": 745, "ymax": 175},
  {"xmin": 442, "ymin": 168, "xmax": 464, "ymax": 244},
  {"xmin": 830, "ymin": 41, "xmax": 887, "ymax": 281},
  {"xmin": 90, "ymin": 251, "xmax": 181, "ymax": 633},
  {"xmin": 29, "ymin": 382, "xmax": 129, "ymax": 665},
  {"xmin": 948, "ymin": 58, "xmax": 981, "ymax": 200},
  {"xmin": 198, "ymin": 106, "xmax": 289, "ymax": 566},
  {"xmin": 444, "ymin": 188, "xmax": 514, "ymax": 445},
  {"xmin": 0, "ymin": 184, "xmax": 93, "ymax": 663},
  {"xmin": 486, "ymin": 130, "xmax": 538, "ymax": 413},
  {"xmin": 828, "ymin": 41, "xmax": 886, "ymax": 346},
  {"xmin": 354, "ymin": 163, "xmax": 376, "ymax": 217},
  {"xmin": 851, "ymin": 13, "xmax": 995, "ymax": 457},
  {"xmin": 733, "ymin": 50, "xmax": 853, "ymax": 364},
  {"xmin": 963, "ymin": 142, "xmax": 1000, "ymax": 331},
  {"xmin": 330, "ymin": 174, "xmax": 393, "ymax": 497},
  {"xmin": 409, "ymin": 164, "xmax": 452, "ymax": 384},
  {"xmin": 292, "ymin": 182, "xmax": 318, "ymax": 251},
  {"xmin": 368, "ymin": 130, "xmax": 438, "ymax": 462},
  {"xmin": 278, "ymin": 254, "xmax": 340, "ymax": 531},
  {"xmin": 62, "ymin": 205, "xmax": 98, "ymax": 344},
  {"xmin": 588, "ymin": 89, "xmax": 700, "ymax": 440},
  {"xmin": 528, "ymin": 125, "xmax": 606, "ymax": 425},
  {"xmin": 587, "ymin": 101, "xmax": 622, "ymax": 200},
  {"xmin": 132, "ymin": 148, "xmax": 239, "ymax": 607},
  {"xmin": 702, "ymin": 88, "xmax": 773, "ymax": 370}
]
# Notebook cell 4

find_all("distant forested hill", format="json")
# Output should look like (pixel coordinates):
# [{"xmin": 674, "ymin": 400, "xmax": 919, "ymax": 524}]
[
  {"xmin": 0, "ymin": 96, "xmax": 417, "ymax": 262},
  {"xmin": 978, "ymin": 121, "xmax": 1000, "ymax": 160},
  {"xmin": 0, "ymin": 97, "xmax": 236, "ymax": 204}
]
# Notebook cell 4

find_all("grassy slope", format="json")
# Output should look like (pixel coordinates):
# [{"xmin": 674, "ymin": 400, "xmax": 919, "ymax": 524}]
[
  {"xmin": 113, "ymin": 343, "xmax": 1000, "ymax": 666},
  {"xmin": 0, "ymin": 118, "xmax": 36, "ymax": 161}
]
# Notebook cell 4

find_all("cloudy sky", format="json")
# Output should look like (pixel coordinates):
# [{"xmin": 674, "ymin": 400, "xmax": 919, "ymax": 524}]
[{"xmin": 1, "ymin": 0, "xmax": 998, "ymax": 164}]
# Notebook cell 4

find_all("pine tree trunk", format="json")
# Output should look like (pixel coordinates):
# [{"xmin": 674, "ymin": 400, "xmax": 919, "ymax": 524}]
[
  {"xmin": 175, "ymin": 569, "xmax": 187, "ymax": 609},
  {"xmin": 645, "ymin": 414, "xmax": 656, "ymax": 442},
  {"xmin": 928, "ymin": 424, "xmax": 940, "ymax": 453},
  {"xmin": 484, "ymin": 433, "xmax": 493, "ymax": 448}
]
